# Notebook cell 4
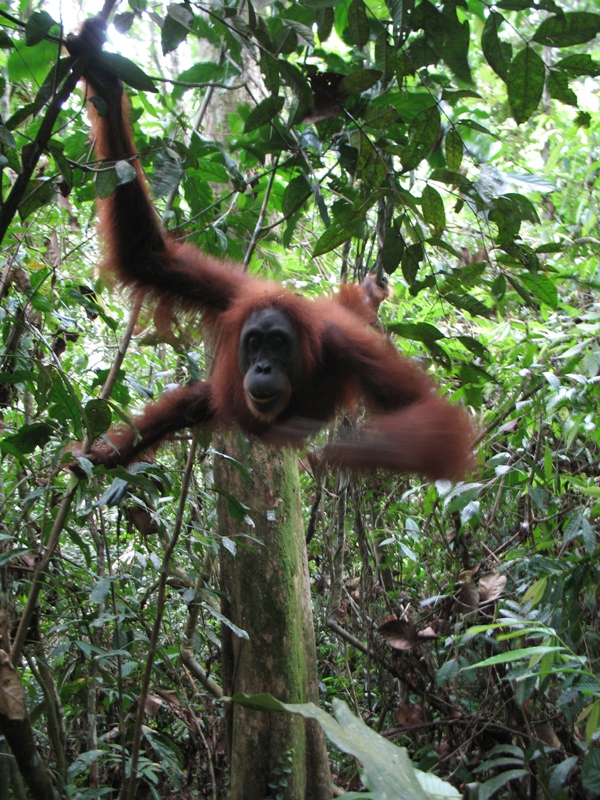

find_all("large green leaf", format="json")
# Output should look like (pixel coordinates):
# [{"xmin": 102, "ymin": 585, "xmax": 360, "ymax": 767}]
[
  {"xmin": 481, "ymin": 11, "xmax": 512, "ymax": 82},
  {"xmin": 388, "ymin": 322, "xmax": 445, "ymax": 342},
  {"xmin": 231, "ymin": 695, "xmax": 431, "ymax": 800},
  {"xmin": 0, "ymin": 423, "xmax": 53, "ymax": 456},
  {"xmin": 244, "ymin": 95, "xmax": 285, "ymax": 133},
  {"xmin": 444, "ymin": 129, "xmax": 463, "ymax": 171},
  {"xmin": 99, "ymin": 52, "xmax": 157, "ymax": 92},
  {"xmin": 348, "ymin": 0, "xmax": 369, "ymax": 48},
  {"xmin": 25, "ymin": 11, "xmax": 57, "ymax": 46},
  {"xmin": 312, "ymin": 207, "xmax": 364, "ymax": 257},
  {"xmin": 421, "ymin": 185, "xmax": 446, "ymax": 236},
  {"xmin": 556, "ymin": 54, "xmax": 600, "ymax": 77},
  {"xmin": 507, "ymin": 46, "xmax": 545, "ymax": 124},
  {"xmin": 83, "ymin": 399, "xmax": 112, "ymax": 441},
  {"xmin": 18, "ymin": 178, "xmax": 55, "ymax": 220},
  {"xmin": 402, "ymin": 105, "xmax": 441, "ymax": 170},
  {"xmin": 340, "ymin": 69, "xmax": 382, "ymax": 94},
  {"xmin": 547, "ymin": 69, "xmax": 577, "ymax": 107},
  {"xmin": 162, "ymin": 3, "xmax": 194, "ymax": 54},
  {"xmin": 532, "ymin": 12, "xmax": 600, "ymax": 47}
]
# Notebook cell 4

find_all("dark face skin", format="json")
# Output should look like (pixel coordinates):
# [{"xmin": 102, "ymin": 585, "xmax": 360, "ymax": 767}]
[{"xmin": 239, "ymin": 308, "xmax": 301, "ymax": 421}]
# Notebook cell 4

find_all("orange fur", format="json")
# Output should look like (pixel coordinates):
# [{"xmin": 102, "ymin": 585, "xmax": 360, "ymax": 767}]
[{"xmin": 72, "ymin": 19, "xmax": 474, "ymax": 481}]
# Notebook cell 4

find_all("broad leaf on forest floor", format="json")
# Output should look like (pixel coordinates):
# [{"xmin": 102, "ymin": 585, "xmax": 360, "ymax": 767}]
[{"xmin": 230, "ymin": 694, "xmax": 461, "ymax": 800}]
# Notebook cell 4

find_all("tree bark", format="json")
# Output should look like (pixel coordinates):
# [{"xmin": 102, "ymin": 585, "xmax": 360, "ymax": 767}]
[{"xmin": 216, "ymin": 438, "xmax": 332, "ymax": 800}]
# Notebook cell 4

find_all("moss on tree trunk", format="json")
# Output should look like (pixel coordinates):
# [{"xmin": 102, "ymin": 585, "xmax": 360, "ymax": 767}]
[{"xmin": 216, "ymin": 436, "xmax": 332, "ymax": 799}]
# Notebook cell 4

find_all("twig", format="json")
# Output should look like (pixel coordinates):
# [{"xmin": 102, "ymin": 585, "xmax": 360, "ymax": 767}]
[
  {"xmin": 243, "ymin": 154, "xmax": 280, "ymax": 266},
  {"xmin": 123, "ymin": 435, "xmax": 199, "ymax": 800}
]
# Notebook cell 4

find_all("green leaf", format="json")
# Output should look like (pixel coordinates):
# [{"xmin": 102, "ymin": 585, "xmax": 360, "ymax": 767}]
[
  {"xmin": 430, "ymin": 169, "xmax": 473, "ymax": 190},
  {"xmin": 445, "ymin": 292, "xmax": 491, "ymax": 318},
  {"xmin": 96, "ymin": 166, "xmax": 119, "ymax": 200},
  {"xmin": 196, "ymin": 161, "xmax": 230, "ymax": 184},
  {"xmin": 457, "ymin": 336, "xmax": 487, "ymax": 359},
  {"xmin": 402, "ymin": 105, "xmax": 440, "ymax": 170},
  {"xmin": 482, "ymin": 11, "xmax": 511, "ymax": 82},
  {"xmin": 585, "ymin": 700, "xmax": 600, "ymax": 743},
  {"xmin": 283, "ymin": 174, "xmax": 312, "ymax": 215},
  {"xmin": 421, "ymin": 185, "xmax": 446, "ymax": 236},
  {"xmin": 203, "ymin": 604, "xmax": 250, "ymax": 639},
  {"xmin": 162, "ymin": 3, "xmax": 194, "ymax": 54},
  {"xmin": 401, "ymin": 242, "xmax": 424, "ymax": 285},
  {"xmin": 581, "ymin": 750, "xmax": 600, "ymax": 795},
  {"xmin": 532, "ymin": 12, "xmax": 600, "ymax": 47},
  {"xmin": 497, "ymin": 0, "xmax": 535, "ymax": 8},
  {"xmin": 375, "ymin": 35, "xmax": 396, "ymax": 83},
  {"xmin": 0, "ymin": 370, "xmax": 35, "ymax": 386},
  {"xmin": 507, "ymin": 47, "xmax": 545, "ymax": 124},
  {"xmin": 388, "ymin": 322, "xmax": 444, "ymax": 343},
  {"xmin": 441, "ymin": 9, "xmax": 472, "ymax": 84},
  {"xmin": 212, "ymin": 487, "xmax": 251, "ymax": 522},
  {"xmin": 47, "ymin": 140, "xmax": 73, "ymax": 189},
  {"xmin": 312, "ymin": 208, "xmax": 363, "ymax": 257},
  {"xmin": 444, "ymin": 129, "xmax": 463, "ymax": 171},
  {"xmin": 519, "ymin": 273, "xmax": 558, "ymax": 309},
  {"xmin": 231, "ymin": 696, "xmax": 430, "ymax": 800},
  {"xmin": 98, "ymin": 52, "xmax": 157, "ymax": 92},
  {"xmin": 0, "ymin": 30, "xmax": 13, "ymax": 48},
  {"xmin": 34, "ymin": 57, "xmax": 76, "ymax": 110},
  {"xmin": 316, "ymin": 7, "xmax": 334, "ymax": 41},
  {"xmin": 83, "ymin": 399, "xmax": 112, "ymax": 441},
  {"xmin": 244, "ymin": 95, "xmax": 285, "ymax": 133},
  {"xmin": 5, "ymin": 102, "xmax": 36, "ymax": 131},
  {"xmin": 556, "ymin": 54, "xmax": 600, "ymax": 77},
  {"xmin": 339, "ymin": 69, "xmax": 382, "ymax": 94},
  {"xmin": 115, "ymin": 160, "xmax": 137, "ymax": 185},
  {"xmin": 456, "ymin": 119, "xmax": 500, "ymax": 138},
  {"xmin": 91, "ymin": 577, "xmax": 113, "ymax": 604},
  {"xmin": 114, "ymin": 12, "xmax": 136, "ymax": 34},
  {"xmin": 274, "ymin": 24, "xmax": 298, "ymax": 55},
  {"xmin": 299, "ymin": 0, "xmax": 338, "ymax": 6},
  {"xmin": 479, "ymin": 770, "xmax": 528, "ymax": 800},
  {"xmin": 25, "ymin": 11, "xmax": 57, "ymax": 46},
  {"xmin": 362, "ymin": 105, "xmax": 398, "ymax": 129},
  {"xmin": 348, "ymin": 0, "xmax": 369, "ymax": 48},
  {"xmin": 550, "ymin": 758, "xmax": 578, "ymax": 793},
  {"xmin": 18, "ymin": 178, "xmax": 55, "ymax": 221},
  {"xmin": 0, "ymin": 125, "xmax": 15, "ymax": 149},
  {"xmin": 0, "ymin": 423, "xmax": 52, "ymax": 455},
  {"xmin": 176, "ymin": 62, "xmax": 229, "ymax": 86},
  {"xmin": 547, "ymin": 69, "xmax": 578, "ymax": 107},
  {"xmin": 380, "ymin": 223, "xmax": 405, "ymax": 275},
  {"xmin": 259, "ymin": 52, "xmax": 280, "ymax": 96},
  {"xmin": 469, "ymin": 645, "xmax": 564, "ymax": 669},
  {"xmin": 386, "ymin": 0, "xmax": 404, "ymax": 42}
]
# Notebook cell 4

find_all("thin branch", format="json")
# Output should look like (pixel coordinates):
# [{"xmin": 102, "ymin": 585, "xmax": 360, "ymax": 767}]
[
  {"xmin": 243, "ymin": 154, "xmax": 280, "ymax": 266},
  {"xmin": 124, "ymin": 435, "xmax": 199, "ymax": 800}
]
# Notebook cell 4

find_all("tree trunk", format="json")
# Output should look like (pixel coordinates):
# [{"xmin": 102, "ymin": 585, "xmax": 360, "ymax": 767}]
[{"xmin": 216, "ymin": 437, "xmax": 332, "ymax": 800}]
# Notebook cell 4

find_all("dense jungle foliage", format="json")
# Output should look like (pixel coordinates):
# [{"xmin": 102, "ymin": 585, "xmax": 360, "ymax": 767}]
[{"xmin": 0, "ymin": 0, "xmax": 599, "ymax": 797}]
